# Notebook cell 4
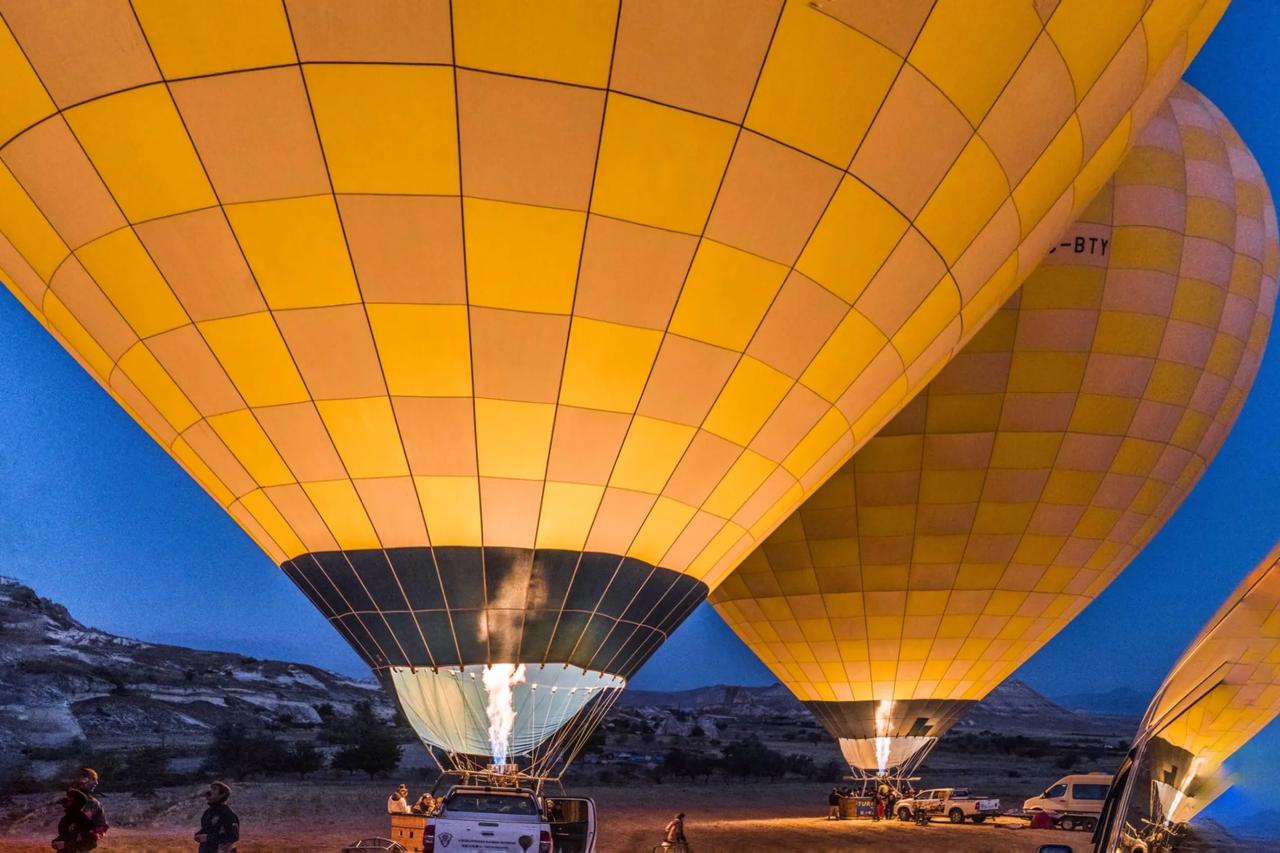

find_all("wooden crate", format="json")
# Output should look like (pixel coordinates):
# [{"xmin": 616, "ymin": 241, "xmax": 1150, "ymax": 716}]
[{"xmin": 390, "ymin": 814, "xmax": 429, "ymax": 853}]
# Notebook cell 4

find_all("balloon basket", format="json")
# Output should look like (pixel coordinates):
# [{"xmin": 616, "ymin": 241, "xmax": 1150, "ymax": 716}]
[
  {"xmin": 486, "ymin": 763, "xmax": 520, "ymax": 776},
  {"xmin": 430, "ymin": 765, "xmax": 564, "ymax": 798}
]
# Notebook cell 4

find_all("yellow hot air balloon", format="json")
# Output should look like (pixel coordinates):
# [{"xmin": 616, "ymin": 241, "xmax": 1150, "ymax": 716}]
[
  {"xmin": 1096, "ymin": 543, "xmax": 1280, "ymax": 848},
  {"xmin": 0, "ymin": 1, "xmax": 1224, "ymax": 776},
  {"xmin": 711, "ymin": 82, "xmax": 1278, "ymax": 782}
]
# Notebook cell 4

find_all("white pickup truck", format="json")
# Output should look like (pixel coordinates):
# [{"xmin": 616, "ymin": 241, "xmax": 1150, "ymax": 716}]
[
  {"xmin": 896, "ymin": 787, "xmax": 1001, "ymax": 824},
  {"xmin": 424, "ymin": 786, "xmax": 597, "ymax": 853}
]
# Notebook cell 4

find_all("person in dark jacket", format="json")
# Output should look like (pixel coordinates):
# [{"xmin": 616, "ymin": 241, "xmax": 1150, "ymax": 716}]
[
  {"xmin": 194, "ymin": 781, "xmax": 239, "ymax": 853},
  {"xmin": 51, "ymin": 789, "xmax": 96, "ymax": 853},
  {"xmin": 68, "ymin": 768, "xmax": 107, "ymax": 840},
  {"xmin": 827, "ymin": 788, "xmax": 842, "ymax": 820}
]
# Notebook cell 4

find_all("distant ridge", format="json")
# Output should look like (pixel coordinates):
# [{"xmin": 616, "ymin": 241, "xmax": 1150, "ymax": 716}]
[
  {"xmin": 2, "ymin": 574, "xmax": 1138, "ymax": 781},
  {"xmin": 619, "ymin": 678, "xmax": 1139, "ymax": 737},
  {"xmin": 1051, "ymin": 685, "xmax": 1153, "ymax": 718}
]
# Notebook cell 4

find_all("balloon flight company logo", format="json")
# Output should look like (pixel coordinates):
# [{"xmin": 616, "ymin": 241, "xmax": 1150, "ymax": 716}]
[{"xmin": 483, "ymin": 664, "xmax": 527, "ymax": 766}]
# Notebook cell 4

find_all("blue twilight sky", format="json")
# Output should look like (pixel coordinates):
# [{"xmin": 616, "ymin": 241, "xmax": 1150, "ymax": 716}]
[{"xmin": 2, "ymin": 0, "xmax": 1280, "ymax": 827}]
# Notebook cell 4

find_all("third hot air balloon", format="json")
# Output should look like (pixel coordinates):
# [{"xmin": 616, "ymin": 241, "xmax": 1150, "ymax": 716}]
[{"xmin": 1096, "ymin": 543, "xmax": 1280, "ymax": 849}]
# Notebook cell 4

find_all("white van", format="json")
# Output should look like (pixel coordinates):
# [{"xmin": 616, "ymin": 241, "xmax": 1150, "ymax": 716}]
[{"xmin": 1024, "ymin": 773, "xmax": 1114, "ymax": 832}]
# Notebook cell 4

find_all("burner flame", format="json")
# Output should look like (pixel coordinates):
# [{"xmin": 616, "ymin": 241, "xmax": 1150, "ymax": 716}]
[{"xmin": 482, "ymin": 663, "xmax": 526, "ymax": 765}]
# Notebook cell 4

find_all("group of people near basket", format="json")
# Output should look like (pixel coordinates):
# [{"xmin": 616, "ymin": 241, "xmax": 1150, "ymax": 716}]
[
  {"xmin": 826, "ymin": 781, "xmax": 915, "ymax": 822},
  {"xmin": 49, "ymin": 767, "xmax": 239, "ymax": 853},
  {"xmin": 385, "ymin": 783, "xmax": 439, "ymax": 816}
]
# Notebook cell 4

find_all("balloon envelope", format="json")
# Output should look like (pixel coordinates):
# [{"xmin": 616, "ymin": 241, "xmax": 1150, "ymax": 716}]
[
  {"xmin": 712, "ymin": 83, "xmax": 1278, "ymax": 774},
  {"xmin": 1135, "ymin": 543, "xmax": 1280, "ymax": 826},
  {"xmin": 1095, "ymin": 544, "xmax": 1280, "ymax": 847},
  {"xmin": 0, "ymin": 2, "xmax": 1225, "ymax": 767}
]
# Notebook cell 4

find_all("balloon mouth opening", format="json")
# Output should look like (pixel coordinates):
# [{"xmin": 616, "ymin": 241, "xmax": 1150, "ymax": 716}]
[
  {"xmin": 388, "ymin": 663, "xmax": 625, "ymax": 760},
  {"xmin": 837, "ymin": 735, "xmax": 937, "ymax": 776}
]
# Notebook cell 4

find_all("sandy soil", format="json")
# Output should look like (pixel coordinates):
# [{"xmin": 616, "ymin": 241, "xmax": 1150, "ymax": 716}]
[{"xmin": 0, "ymin": 780, "xmax": 1089, "ymax": 852}]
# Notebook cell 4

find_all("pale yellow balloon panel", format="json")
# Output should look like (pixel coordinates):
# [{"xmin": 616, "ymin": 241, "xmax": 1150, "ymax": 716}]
[
  {"xmin": 0, "ymin": 1, "xmax": 1223, "ymax": 582},
  {"xmin": 1137, "ymin": 543, "xmax": 1280, "ymax": 824},
  {"xmin": 712, "ymin": 84, "xmax": 1279, "ymax": 708}
]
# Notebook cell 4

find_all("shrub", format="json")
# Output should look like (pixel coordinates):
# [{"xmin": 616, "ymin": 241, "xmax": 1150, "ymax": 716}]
[
  {"xmin": 720, "ymin": 737, "xmax": 788, "ymax": 781},
  {"xmin": 818, "ymin": 759, "xmax": 847, "ymax": 782},
  {"xmin": 785, "ymin": 753, "xmax": 816, "ymax": 779},
  {"xmin": 123, "ymin": 746, "xmax": 172, "ymax": 796},
  {"xmin": 202, "ymin": 723, "xmax": 291, "ymax": 779},
  {"xmin": 285, "ymin": 741, "xmax": 324, "ymax": 779},
  {"xmin": 582, "ymin": 728, "xmax": 607, "ymax": 755},
  {"xmin": 330, "ymin": 728, "xmax": 401, "ymax": 779}
]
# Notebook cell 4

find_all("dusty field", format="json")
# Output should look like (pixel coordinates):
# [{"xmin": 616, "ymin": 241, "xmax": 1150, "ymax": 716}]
[{"xmin": 1, "ymin": 779, "xmax": 1099, "ymax": 852}]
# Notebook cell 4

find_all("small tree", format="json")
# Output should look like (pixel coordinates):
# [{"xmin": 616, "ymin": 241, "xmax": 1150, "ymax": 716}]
[
  {"xmin": 285, "ymin": 741, "xmax": 324, "ymax": 779},
  {"xmin": 204, "ymin": 723, "xmax": 253, "ymax": 778},
  {"xmin": 203, "ymin": 724, "xmax": 291, "ymax": 779},
  {"xmin": 663, "ymin": 747, "xmax": 693, "ymax": 781},
  {"xmin": 329, "ymin": 728, "xmax": 401, "ymax": 779},
  {"xmin": 582, "ymin": 728, "xmax": 607, "ymax": 755},
  {"xmin": 785, "ymin": 753, "xmax": 816, "ymax": 779},
  {"xmin": 818, "ymin": 759, "xmax": 847, "ymax": 782},
  {"xmin": 331, "ymin": 745, "xmax": 361, "ymax": 777},
  {"xmin": 720, "ymin": 737, "xmax": 789, "ymax": 781},
  {"xmin": 123, "ymin": 746, "xmax": 172, "ymax": 796}
]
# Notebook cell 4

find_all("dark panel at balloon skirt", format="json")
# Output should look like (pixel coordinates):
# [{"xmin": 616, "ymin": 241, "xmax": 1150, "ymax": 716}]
[
  {"xmin": 804, "ymin": 698, "xmax": 975, "ymax": 741},
  {"xmin": 281, "ymin": 546, "xmax": 708, "ymax": 679}
]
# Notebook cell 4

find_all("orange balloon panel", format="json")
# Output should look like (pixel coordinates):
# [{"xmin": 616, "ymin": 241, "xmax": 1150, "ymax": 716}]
[
  {"xmin": 711, "ymin": 84, "xmax": 1279, "ymax": 755},
  {"xmin": 0, "ymin": 0, "xmax": 1224, "ymax": 588},
  {"xmin": 1127, "ymin": 543, "xmax": 1280, "ymax": 825}
]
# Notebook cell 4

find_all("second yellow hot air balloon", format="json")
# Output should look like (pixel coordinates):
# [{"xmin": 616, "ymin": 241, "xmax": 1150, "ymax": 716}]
[{"xmin": 712, "ymin": 83, "xmax": 1279, "ymax": 780}]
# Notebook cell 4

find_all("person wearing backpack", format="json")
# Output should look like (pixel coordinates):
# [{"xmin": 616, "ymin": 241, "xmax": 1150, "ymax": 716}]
[{"xmin": 51, "ymin": 789, "xmax": 96, "ymax": 853}]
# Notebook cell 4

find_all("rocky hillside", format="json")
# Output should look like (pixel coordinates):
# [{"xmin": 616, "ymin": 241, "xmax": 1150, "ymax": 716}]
[
  {"xmin": 0, "ymin": 575, "xmax": 381, "ymax": 771},
  {"xmin": 619, "ymin": 678, "xmax": 1136, "ymax": 738},
  {"xmin": 1, "ymin": 574, "xmax": 1135, "ymax": 779}
]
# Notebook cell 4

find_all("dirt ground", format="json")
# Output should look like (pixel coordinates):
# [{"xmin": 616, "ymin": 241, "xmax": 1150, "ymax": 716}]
[{"xmin": 0, "ymin": 779, "xmax": 1097, "ymax": 852}]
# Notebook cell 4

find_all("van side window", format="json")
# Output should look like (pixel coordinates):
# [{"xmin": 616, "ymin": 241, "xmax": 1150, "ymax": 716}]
[
  {"xmin": 1046, "ymin": 784, "xmax": 1068, "ymax": 798},
  {"xmin": 1072, "ymin": 784, "xmax": 1109, "ymax": 800}
]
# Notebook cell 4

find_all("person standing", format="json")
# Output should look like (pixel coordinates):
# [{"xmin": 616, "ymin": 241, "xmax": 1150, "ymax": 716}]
[
  {"xmin": 827, "ymin": 787, "xmax": 841, "ymax": 820},
  {"xmin": 661, "ymin": 812, "xmax": 688, "ymax": 851},
  {"xmin": 194, "ymin": 781, "xmax": 239, "ymax": 853},
  {"xmin": 387, "ymin": 784, "xmax": 412, "ymax": 814},
  {"xmin": 68, "ymin": 768, "xmax": 107, "ymax": 841},
  {"xmin": 51, "ymin": 790, "xmax": 96, "ymax": 853}
]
